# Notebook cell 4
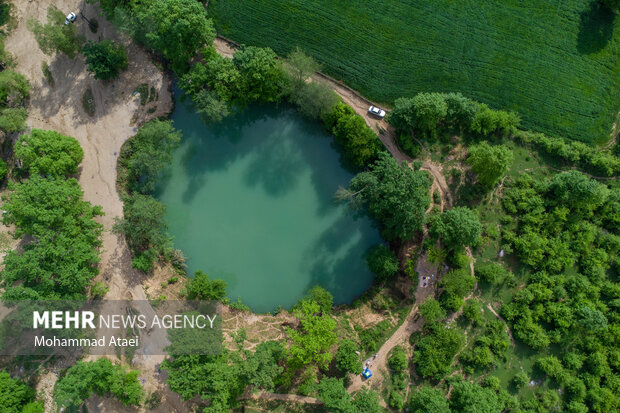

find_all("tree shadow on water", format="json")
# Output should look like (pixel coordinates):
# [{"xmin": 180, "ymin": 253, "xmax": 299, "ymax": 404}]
[
  {"xmin": 577, "ymin": 1, "xmax": 616, "ymax": 54},
  {"xmin": 301, "ymin": 212, "xmax": 382, "ymax": 305}
]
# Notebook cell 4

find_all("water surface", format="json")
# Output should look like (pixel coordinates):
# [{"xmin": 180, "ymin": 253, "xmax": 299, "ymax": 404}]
[{"xmin": 157, "ymin": 99, "xmax": 382, "ymax": 312}]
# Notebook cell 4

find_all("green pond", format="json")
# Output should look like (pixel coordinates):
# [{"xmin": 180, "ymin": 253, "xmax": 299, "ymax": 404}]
[{"xmin": 156, "ymin": 97, "xmax": 382, "ymax": 313}]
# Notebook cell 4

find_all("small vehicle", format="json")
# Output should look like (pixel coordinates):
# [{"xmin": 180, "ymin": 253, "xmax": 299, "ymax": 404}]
[
  {"xmin": 368, "ymin": 105, "xmax": 386, "ymax": 118},
  {"xmin": 65, "ymin": 12, "xmax": 77, "ymax": 25}
]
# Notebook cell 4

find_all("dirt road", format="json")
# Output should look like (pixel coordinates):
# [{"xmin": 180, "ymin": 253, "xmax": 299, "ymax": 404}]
[{"xmin": 6, "ymin": 0, "xmax": 172, "ymax": 410}]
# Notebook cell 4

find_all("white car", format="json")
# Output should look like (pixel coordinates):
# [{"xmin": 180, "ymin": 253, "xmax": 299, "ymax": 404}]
[
  {"xmin": 368, "ymin": 105, "xmax": 386, "ymax": 118},
  {"xmin": 65, "ymin": 12, "xmax": 77, "ymax": 25}
]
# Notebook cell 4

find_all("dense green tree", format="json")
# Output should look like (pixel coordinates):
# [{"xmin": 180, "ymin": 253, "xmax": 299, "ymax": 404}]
[
  {"xmin": 113, "ymin": 194, "xmax": 170, "ymax": 272},
  {"xmin": 336, "ymin": 339, "xmax": 361, "ymax": 374},
  {"xmin": 365, "ymin": 244, "xmax": 399, "ymax": 281},
  {"xmin": 419, "ymin": 298, "xmax": 446, "ymax": 323},
  {"xmin": 388, "ymin": 346, "xmax": 408, "ymax": 371},
  {"xmin": 601, "ymin": 0, "xmax": 620, "ymax": 12},
  {"xmin": 0, "ymin": 70, "xmax": 30, "ymax": 107},
  {"xmin": 511, "ymin": 372, "xmax": 529, "ymax": 389},
  {"xmin": 15, "ymin": 129, "xmax": 84, "ymax": 176},
  {"xmin": 316, "ymin": 377, "xmax": 353, "ymax": 413},
  {"xmin": 409, "ymin": 92, "xmax": 448, "ymax": 138},
  {"xmin": 471, "ymin": 103, "xmax": 520, "ymax": 137},
  {"xmin": 467, "ymin": 142, "xmax": 513, "ymax": 189},
  {"xmin": 444, "ymin": 92, "xmax": 478, "ymax": 129},
  {"xmin": 352, "ymin": 389, "xmax": 382, "ymax": 413},
  {"xmin": 332, "ymin": 109, "xmax": 382, "ymax": 168},
  {"xmin": 2, "ymin": 174, "xmax": 102, "ymax": 239},
  {"xmin": 0, "ymin": 371, "xmax": 39, "ymax": 413},
  {"xmin": 233, "ymin": 46, "xmax": 282, "ymax": 104},
  {"xmin": 0, "ymin": 159, "xmax": 7, "ymax": 181},
  {"xmin": 463, "ymin": 299, "xmax": 483, "ymax": 324},
  {"xmin": 28, "ymin": 7, "xmax": 83, "ymax": 58},
  {"xmin": 388, "ymin": 93, "xmax": 447, "ymax": 139},
  {"xmin": 82, "ymin": 40, "xmax": 128, "ymax": 80},
  {"xmin": 548, "ymin": 171, "xmax": 608, "ymax": 214},
  {"xmin": 343, "ymin": 152, "xmax": 430, "ymax": 241},
  {"xmin": 287, "ymin": 300, "xmax": 337, "ymax": 370},
  {"xmin": 0, "ymin": 107, "xmax": 28, "ymax": 133},
  {"xmin": 186, "ymin": 270, "xmax": 227, "ymax": 301},
  {"xmin": 123, "ymin": 119, "xmax": 181, "ymax": 194},
  {"xmin": 431, "ymin": 207, "xmax": 482, "ymax": 251},
  {"xmin": 290, "ymin": 81, "xmax": 338, "ymax": 120},
  {"xmin": 293, "ymin": 285, "xmax": 334, "ymax": 314},
  {"xmin": 439, "ymin": 269, "xmax": 476, "ymax": 312},
  {"xmin": 282, "ymin": 47, "xmax": 320, "ymax": 95},
  {"xmin": 409, "ymin": 386, "xmax": 450, "ymax": 413},
  {"xmin": 135, "ymin": 0, "xmax": 215, "ymax": 73},
  {"xmin": 414, "ymin": 323, "xmax": 465, "ymax": 380},
  {"xmin": 193, "ymin": 89, "xmax": 229, "ymax": 123},
  {"xmin": 54, "ymin": 359, "xmax": 143, "ymax": 408},
  {"xmin": 449, "ymin": 381, "xmax": 503, "ymax": 413},
  {"xmin": 474, "ymin": 261, "xmax": 508, "ymax": 284}
]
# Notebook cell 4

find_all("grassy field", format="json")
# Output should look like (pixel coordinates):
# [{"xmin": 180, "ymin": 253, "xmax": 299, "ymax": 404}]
[{"xmin": 210, "ymin": 0, "xmax": 620, "ymax": 144}]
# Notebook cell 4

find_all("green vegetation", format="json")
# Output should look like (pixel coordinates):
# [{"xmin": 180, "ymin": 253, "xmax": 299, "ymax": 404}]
[
  {"xmin": 211, "ymin": 0, "xmax": 620, "ymax": 143},
  {"xmin": 430, "ymin": 207, "xmax": 482, "ymax": 252},
  {"xmin": 114, "ymin": 119, "xmax": 182, "ymax": 272},
  {"xmin": 28, "ymin": 6, "xmax": 83, "ymax": 58},
  {"xmin": 120, "ymin": 119, "xmax": 181, "ymax": 195},
  {"xmin": 15, "ymin": 129, "xmax": 84, "ymax": 176},
  {"xmin": 338, "ymin": 152, "xmax": 430, "ymax": 241},
  {"xmin": 82, "ymin": 39, "xmax": 128, "ymax": 81},
  {"xmin": 335, "ymin": 339, "xmax": 360, "ymax": 374},
  {"xmin": 163, "ymin": 340, "xmax": 285, "ymax": 411},
  {"xmin": 365, "ymin": 244, "xmax": 399, "ymax": 282},
  {"xmin": 186, "ymin": 270, "xmax": 227, "ymax": 301},
  {"xmin": 0, "ymin": 69, "xmax": 29, "ymax": 134},
  {"xmin": 467, "ymin": 142, "xmax": 513, "ymax": 189},
  {"xmin": 287, "ymin": 299, "xmax": 337, "ymax": 371},
  {"xmin": 113, "ymin": 193, "xmax": 170, "ymax": 273},
  {"xmin": 0, "ymin": 371, "xmax": 43, "ymax": 413},
  {"xmin": 1, "ymin": 174, "xmax": 103, "ymax": 300},
  {"xmin": 54, "ymin": 358, "xmax": 143, "ymax": 409}
]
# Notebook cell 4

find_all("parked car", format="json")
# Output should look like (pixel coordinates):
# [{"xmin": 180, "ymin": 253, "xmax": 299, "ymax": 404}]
[
  {"xmin": 65, "ymin": 12, "xmax": 77, "ymax": 25},
  {"xmin": 368, "ymin": 105, "xmax": 386, "ymax": 118}
]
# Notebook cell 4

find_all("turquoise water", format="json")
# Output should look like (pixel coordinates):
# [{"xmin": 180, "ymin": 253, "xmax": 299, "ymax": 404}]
[{"xmin": 157, "ymin": 98, "xmax": 382, "ymax": 313}]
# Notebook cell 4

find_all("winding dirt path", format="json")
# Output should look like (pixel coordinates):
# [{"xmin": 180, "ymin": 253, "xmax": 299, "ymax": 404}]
[{"xmin": 6, "ymin": 0, "xmax": 172, "ymax": 410}]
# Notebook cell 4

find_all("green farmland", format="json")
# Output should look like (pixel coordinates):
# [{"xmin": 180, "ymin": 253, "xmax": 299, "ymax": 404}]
[{"xmin": 211, "ymin": 0, "xmax": 620, "ymax": 144}]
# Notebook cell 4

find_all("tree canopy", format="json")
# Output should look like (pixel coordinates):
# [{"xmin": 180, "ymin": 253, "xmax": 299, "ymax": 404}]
[
  {"xmin": 82, "ymin": 40, "xmax": 128, "ymax": 81},
  {"xmin": 344, "ymin": 152, "xmax": 430, "ymax": 241},
  {"xmin": 467, "ymin": 142, "xmax": 513, "ymax": 189},
  {"xmin": 431, "ymin": 207, "xmax": 482, "ymax": 251},
  {"xmin": 134, "ymin": 0, "xmax": 215, "ymax": 73},
  {"xmin": 28, "ymin": 6, "xmax": 83, "ymax": 58},
  {"xmin": 15, "ymin": 129, "xmax": 84, "ymax": 177}
]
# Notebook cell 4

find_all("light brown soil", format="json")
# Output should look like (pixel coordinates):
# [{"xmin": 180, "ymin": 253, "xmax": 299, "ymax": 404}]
[{"xmin": 5, "ymin": 0, "xmax": 172, "ymax": 410}]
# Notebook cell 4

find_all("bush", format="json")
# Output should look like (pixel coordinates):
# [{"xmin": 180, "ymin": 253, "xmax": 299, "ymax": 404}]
[
  {"xmin": 511, "ymin": 372, "xmax": 529, "ymax": 389},
  {"xmin": 388, "ymin": 346, "xmax": 408, "ymax": 371},
  {"xmin": 15, "ymin": 129, "xmax": 84, "ymax": 177},
  {"xmin": 475, "ymin": 261, "xmax": 508, "ymax": 284},
  {"xmin": 54, "ymin": 359, "xmax": 143, "ymax": 408},
  {"xmin": 389, "ymin": 390, "xmax": 404, "ymax": 409},
  {"xmin": 324, "ymin": 102, "xmax": 382, "ymax": 169},
  {"xmin": 336, "ymin": 339, "xmax": 361, "ymax": 374},
  {"xmin": 82, "ymin": 40, "xmax": 128, "ymax": 81},
  {"xmin": 365, "ymin": 244, "xmax": 399, "ymax": 282},
  {"xmin": 186, "ymin": 270, "xmax": 227, "ymax": 301},
  {"xmin": 90, "ymin": 282, "xmax": 109, "ymax": 299}
]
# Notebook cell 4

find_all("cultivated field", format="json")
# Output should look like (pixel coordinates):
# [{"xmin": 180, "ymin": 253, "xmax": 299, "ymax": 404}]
[{"xmin": 211, "ymin": 0, "xmax": 620, "ymax": 144}]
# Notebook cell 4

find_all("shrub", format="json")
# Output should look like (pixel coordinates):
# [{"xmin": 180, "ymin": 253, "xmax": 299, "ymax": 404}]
[
  {"xmin": 82, "ymin": 40, "xmax": 128, "ymax": 81},
  {"xmin": 186, "ymin": 270, "xmax": 227, "ymax": 301},
  {"xmin": 90, "ymin": 282, "xmax": 109, "ymax": 299},
  {"xmin": 365, "ymin": 244, "xmax": 399, "ymax": 282},
  {"xmin": 15, "ymin": 129, "xmax": 84, "ymax": 177},
  {"xmin": 388, "ymin": 347, "xmax": 408, "ymax": 371},
  {"xmin": 336, "ymin": 339, "xmax": 361, "ymax": 374}
]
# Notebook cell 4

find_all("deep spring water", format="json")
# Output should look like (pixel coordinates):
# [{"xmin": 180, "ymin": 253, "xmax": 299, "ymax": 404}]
[{"xmin": 157, "ymin": 97, "xmax": 382, "ymax": 313}]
